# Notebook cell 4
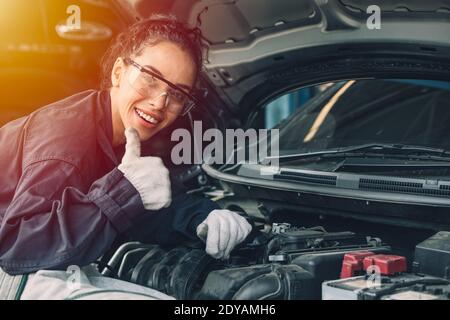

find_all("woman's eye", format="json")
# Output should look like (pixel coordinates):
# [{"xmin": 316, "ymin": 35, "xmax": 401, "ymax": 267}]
[
  {"xmin": 170, "ymin": 90, "xmax": 186, "ymax": 104},
  {"xmin": 141, "ymin": 74, "xmax": 156, "ymax": 86}
]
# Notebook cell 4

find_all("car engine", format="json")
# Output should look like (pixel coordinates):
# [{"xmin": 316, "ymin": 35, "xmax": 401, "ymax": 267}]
[{"xmin": 98, "ymin": 219, "xmax": 450, "ymax": 300}]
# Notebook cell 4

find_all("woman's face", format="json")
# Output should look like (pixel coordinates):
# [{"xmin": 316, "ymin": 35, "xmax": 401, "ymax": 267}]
[{"xmin": 110, "ymin": 41, "xmax": 197, "ymax": 145}]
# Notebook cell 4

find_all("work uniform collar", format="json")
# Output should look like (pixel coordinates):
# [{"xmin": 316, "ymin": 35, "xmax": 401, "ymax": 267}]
[{"xmin": 96, "ymin": 90, "xmax": 121, "ymax": 167}]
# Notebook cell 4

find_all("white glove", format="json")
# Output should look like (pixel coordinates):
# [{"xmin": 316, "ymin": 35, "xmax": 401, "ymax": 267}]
[
  {"xmin": 118, "ymin": 127, "xmax": 171, "ymax": 210},
  {"xmin": 196, "ymin": 209, "xmax": 252, "ymax": 259}
]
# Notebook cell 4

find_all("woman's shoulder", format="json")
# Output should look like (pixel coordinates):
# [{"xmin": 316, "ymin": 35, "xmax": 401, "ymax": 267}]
[
  {"xmin": 29, "ymin": 90, "xmax": 103, "ymax": 116},
  {"xmin": 22, "ymin": 90, "xmax": 107, "ymax": 169}
]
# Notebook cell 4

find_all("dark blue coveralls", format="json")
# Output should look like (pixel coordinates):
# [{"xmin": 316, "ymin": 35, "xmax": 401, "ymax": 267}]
[{"xmin": 0, "ymin": 90, "xmax": 218, "ymax": 275}]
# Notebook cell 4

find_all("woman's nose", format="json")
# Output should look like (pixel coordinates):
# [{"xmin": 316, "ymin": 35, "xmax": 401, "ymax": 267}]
[{"xmin": 149, "ymin": 92, "xmax": 169, "ymax": 110}]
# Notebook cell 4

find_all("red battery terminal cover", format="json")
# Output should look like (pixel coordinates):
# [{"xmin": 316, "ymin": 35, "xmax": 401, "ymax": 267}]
[
  {"xmin": 340, "ymin": 251, "xmax": 375, "ymax": 278},
  {"xmin": 363, "ymin": 254, "xmax": 407, "ymax": 275}
]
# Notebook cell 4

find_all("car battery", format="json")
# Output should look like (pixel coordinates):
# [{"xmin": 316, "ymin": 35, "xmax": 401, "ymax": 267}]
[{"xmin": 322, "ymin": 273, "xmax": 450, "ymax": 300}]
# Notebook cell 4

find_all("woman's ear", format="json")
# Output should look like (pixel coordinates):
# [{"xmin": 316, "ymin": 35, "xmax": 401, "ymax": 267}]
[{"xmin": 111, "ymin": 57, "xmax": 124, "ymax": 87}]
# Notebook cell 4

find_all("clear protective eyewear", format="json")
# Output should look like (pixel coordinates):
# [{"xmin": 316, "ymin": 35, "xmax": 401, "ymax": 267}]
[{"xmin": 124, "ymin": 57, "xmax": 198, "ymax": 116}]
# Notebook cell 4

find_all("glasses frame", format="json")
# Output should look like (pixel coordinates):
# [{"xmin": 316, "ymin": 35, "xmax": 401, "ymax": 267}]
[{"xmin": 123, "ymin": 57, "xmax": 198, "ymax": 116}]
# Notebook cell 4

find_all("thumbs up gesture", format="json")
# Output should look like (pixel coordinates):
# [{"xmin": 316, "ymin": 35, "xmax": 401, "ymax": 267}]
[{"xmin": 118, "ymin": 127, "xmax": 172, "ymax": 210}]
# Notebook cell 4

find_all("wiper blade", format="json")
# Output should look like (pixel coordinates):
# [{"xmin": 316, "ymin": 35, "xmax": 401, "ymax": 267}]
[{"xmin": 268, "ymin": 143, "xmax": 450, "ymax": 162}]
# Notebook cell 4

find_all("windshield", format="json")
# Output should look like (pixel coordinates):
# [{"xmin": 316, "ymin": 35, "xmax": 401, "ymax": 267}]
[{"xmin": 274, "ymin": 79, "xmax": 450, "ymax": 155}]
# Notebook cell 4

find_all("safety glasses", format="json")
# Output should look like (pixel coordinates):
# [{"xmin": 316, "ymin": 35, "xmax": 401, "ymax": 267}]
[{"xmin": 124, "ymin": 57, "xmax": 199, "ymax": 116}]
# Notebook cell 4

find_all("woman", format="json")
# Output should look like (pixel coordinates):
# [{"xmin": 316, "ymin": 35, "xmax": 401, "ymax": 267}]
[{"xmin": 0, "ymin": 15, "xmax": 251, "ymax": 299}]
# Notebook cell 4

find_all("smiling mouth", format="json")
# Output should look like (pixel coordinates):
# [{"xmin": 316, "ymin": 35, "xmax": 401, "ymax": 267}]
[{"xmin": 134, "ymin": 107, "xmax": 162, "ymax": 125}]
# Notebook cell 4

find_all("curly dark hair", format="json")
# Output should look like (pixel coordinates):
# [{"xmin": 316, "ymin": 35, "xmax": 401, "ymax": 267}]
[{"xmin": 100, "ymin": 14, "xmax": 206, "ymax": 90}]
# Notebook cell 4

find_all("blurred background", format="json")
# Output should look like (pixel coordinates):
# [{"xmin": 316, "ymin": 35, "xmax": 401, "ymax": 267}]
[{"xmin": 0, "ymin": 0, "xmax": 127, "ymax": 125}]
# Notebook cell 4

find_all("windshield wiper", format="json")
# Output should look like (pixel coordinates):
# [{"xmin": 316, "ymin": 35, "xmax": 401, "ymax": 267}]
[{"xmin": 267, "ymin": 143, "xmax": 450, "ymax": 163}]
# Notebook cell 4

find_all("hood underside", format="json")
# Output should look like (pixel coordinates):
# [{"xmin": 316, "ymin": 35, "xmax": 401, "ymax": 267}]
[
  {"xmin": 115, "ymin": 0, "xmax": 450, "ymax": 66},
  {"xmin": 113, "ymin": 0, "xmax": 450, "ymax": 115}
]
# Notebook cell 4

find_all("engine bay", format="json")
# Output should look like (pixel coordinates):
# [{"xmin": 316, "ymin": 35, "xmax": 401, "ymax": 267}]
[{"xmin": 100, "ymin": 214, "xmax": 450, "ymax": 300}]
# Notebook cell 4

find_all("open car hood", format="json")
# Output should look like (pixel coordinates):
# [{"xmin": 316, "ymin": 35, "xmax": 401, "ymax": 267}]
[
  {"xmin": 114, "ymin": 0, "xmax": 450, "ymax": 49},
  {"xmin": 113, "ymin": 0, "xmax": 450, "ymax": 111}
]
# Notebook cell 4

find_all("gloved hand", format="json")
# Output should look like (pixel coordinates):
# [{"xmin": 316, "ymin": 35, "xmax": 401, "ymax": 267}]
[
  {"xmin": 118, "ymin": 127, "xmax": 171, "ymax": 210},
  {"xmin": 196, "ymin": 209, "xmax": 252, "ymax": 259}
]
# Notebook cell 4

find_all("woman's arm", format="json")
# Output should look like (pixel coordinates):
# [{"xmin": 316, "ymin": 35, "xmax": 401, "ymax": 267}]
[
  {"xmin": 127, "ymin": 189, "xmax": 220, "ymax": 246},
  {"xmin": 0, "ymin": 159, "xmax": 146, "ymax": 275}
]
